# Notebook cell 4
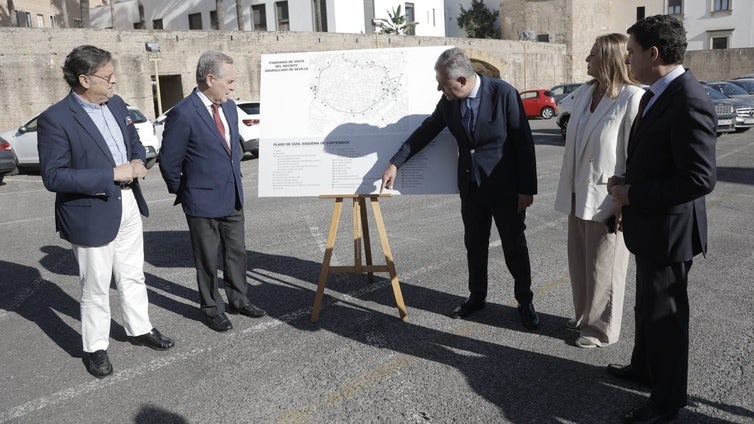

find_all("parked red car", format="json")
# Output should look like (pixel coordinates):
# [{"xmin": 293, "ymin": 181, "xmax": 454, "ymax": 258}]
[{"xmin": 519, "ymin": 89, "xmax": 558, "ymax": 119}]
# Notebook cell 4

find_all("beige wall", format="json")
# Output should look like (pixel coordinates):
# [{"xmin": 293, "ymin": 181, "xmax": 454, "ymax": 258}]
[
  {"xmin": 0, "ymin": 28, "xmax": 566, "ymax": 131},
  {"xmin": 0, "ymin": 0, "xmax": 81, "ymax": 28},
  {"xmin": 684, "ymin": 48, "xmax": 754, "ymax": 81}
]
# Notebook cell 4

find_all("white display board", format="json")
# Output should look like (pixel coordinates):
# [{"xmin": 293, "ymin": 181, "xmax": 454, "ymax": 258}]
[{"xmin": 258, "ymin": 46, "xmax": 459, "ymax": 197}]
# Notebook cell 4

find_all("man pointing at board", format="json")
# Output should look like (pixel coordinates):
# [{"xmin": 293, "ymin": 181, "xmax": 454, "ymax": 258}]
[{"xmin": 381, "ymin": 48, "xmax": 540, "ymax": 329}]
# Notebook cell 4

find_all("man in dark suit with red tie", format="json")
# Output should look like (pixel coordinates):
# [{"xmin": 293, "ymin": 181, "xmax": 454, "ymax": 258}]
[
  {"xmin": 608, "ymin": 15, "xmax": 717, "ymax": 423},
  {"xmin": 159, "ymin": 51, "xmax": 265, "ymax": 332},
  {"xmin": 381, "ymin": 47, "xmax": 540, "ymax": 329}
]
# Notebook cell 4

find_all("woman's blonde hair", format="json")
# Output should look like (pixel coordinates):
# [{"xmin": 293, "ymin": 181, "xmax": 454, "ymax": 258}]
[{"xmin": 588, "ymin": 33, "xmax": 638, "ymax": 98}]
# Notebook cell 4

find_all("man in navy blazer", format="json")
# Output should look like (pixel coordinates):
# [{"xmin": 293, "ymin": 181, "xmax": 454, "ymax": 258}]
[
  {"xmin": 381, "ymin": 48, "xmax": 540, "ymax": 329},
  {"xmin": 159, "ymin": 51, "xmax": 265, "ymax": 332},
  {"xmin": 38, "ymin": 45, "xmax": 174, "ymax": 379},
  {"xmin": 608, "ymin": 15, "xmax": 717, "ymax": 423}
]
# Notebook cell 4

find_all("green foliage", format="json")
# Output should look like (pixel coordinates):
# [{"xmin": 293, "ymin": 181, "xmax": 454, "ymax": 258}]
[
  {"xmin": 376, "ymin": 5, "xmax": 418, "ymax": 35},
  {"xmin": 457, "ymin": 0, "xmax": 500, "ymax": 39}
]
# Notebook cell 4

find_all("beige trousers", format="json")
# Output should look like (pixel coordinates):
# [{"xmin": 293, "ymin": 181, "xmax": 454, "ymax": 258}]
[
  {"xmin": 567, "ymin": 212, "xmax": 629, "ymax": 346},
  {"xmin": 72, "ymin": 190, "xmax": 152, "ymax": 353}
]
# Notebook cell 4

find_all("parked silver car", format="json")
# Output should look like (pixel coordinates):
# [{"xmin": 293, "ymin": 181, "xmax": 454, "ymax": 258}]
[{"xmin": 0, "ymin": 106, "xmax": 158, "ymax": 172}]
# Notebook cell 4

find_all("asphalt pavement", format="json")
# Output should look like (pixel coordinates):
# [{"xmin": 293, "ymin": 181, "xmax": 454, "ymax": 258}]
[{"xmin": 1, "ymin": 119, "xmax": 752, "ymax": 423}]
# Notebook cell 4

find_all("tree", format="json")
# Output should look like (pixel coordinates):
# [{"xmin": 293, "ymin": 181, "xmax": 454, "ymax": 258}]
[
  {"xmin": 457, "ymin": 0, "xmax": 500, "ymax": 39},
  {"xmin": 375, "ymin": 5, "xmax": 417, "ymax": 35},
  {"xmin": 80, "ymin": 0, "xmax": 90, "ymax": 28},
  {"xmin": 235, "ymin": 0, "xmax": 243, "ymax": 30},
  {"xmin": 215, "ymin": 0, "xmax": 224, "ymax": 30},
  {"xmin": 7, "ymin": 0, "xmax": 17, "ymax": 26},
  {"xmin": 59, "ymin": 0, "xmax": 68, "ymax": 28}
]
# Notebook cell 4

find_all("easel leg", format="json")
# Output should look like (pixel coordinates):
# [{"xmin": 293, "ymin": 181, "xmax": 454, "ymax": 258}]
[
  {"xmin": 352, "ymin": 198, "xmax": 363, "ymax": 273},
  {"xmin": 370, "ymin": 197, "xmax": 408, "ymax": 321},
  {"xmin": 359, "ymin": 196, "xmax": 374, "ymax": 284},
  {"xmin": 311, "ymin": 198, "xmax": 343, "ymax": 322}
]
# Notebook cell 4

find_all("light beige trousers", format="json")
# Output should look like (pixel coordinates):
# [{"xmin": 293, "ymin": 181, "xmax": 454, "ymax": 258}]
[
  {"xmin": 72, "ymin": 190, "xmax": 152, "ymax": 353},
  {"xmin": 567, "ymin": 212, "xmax": 629, "ymax": 346}
]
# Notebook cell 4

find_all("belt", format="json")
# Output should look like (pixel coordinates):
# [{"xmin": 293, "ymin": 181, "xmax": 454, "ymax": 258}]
[{"xmin": 118, "ymin": 181, "xmax": 134, "ymax": 190}]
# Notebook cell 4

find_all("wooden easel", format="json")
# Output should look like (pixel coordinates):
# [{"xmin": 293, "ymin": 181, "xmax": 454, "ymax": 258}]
[{"xmin": 310, "ymin": 194, "xmax": 408, "ymax": 322}]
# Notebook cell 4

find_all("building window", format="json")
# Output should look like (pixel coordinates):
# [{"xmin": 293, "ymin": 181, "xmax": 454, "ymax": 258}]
[
  {"xmin": 713, "ymin": 0, "xmax": 730, "ymax": 12},
  {"xmin": 16, "ymin": 11, "xmax": 32, "ymax": 27},
  {"xmin": 36, "ymin": 14, "xmax": 44, "ymax": 28},
  {"xmin": 275, "ymin": 1, "xmax": 289, "ymax": 31},
  {"xmin": 188, "ymin": 13, "xmax": 203, "ymax": 30},
  {"xmin": 153, "ymin": 19, "xmax": 163, "ymax": 30},
  {"xmin": 252, "ymin": 5, "xmax": 267, "ymax": 31},
  {"xmin": 405, "ymin": 2, "xmax": 415, "ymax": 35},
  {"xmin": 637, "ymin": 6, "xmax": 645, "ymax": 21},
  {"xmin": 667, "ymin": 0, "xmax": 683, "ymax": 15},
  {"xmin": 49, "ymin": 15, "xmax": 56, "ymax": 28},
  {"xmin": 432, "ymin": 8, "xmax": 436, "ymax": 26},
  {"xmin": 711, "ymin": 36, "xmax": 728, "ymax": 49},
  {"xmin": 73, "ymin": 18, "xmax": 82, "ymax": 28},
  {"xmin": 211, "ymin": 10, "xmax": 219, "ymax": 30}
]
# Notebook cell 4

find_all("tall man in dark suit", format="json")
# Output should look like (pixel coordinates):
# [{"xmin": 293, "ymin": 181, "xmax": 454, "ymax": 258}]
[
  {"xmin": 159, "ymin": 51, "xmax": 265, "ymax": 332},
  {"xmin": 38, "ymin": 45, "xmax": 174, "ymax": 379},
  {"xmin": 608, "ymin": 15, "xmax": 717, "ymax": 423},
  {"xmin": 381, "ymin": 48, "xmax": 540, "ymax": 329}
]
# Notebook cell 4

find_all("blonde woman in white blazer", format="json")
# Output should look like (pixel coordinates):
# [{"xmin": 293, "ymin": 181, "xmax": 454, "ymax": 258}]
[{"xmin": 554, "ymin": 33, "xmax": 643, "ymax": 348}]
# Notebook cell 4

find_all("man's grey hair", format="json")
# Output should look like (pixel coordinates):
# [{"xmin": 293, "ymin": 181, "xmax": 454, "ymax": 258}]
[
  {"xmin": 435, "ymin": 48, "xmax": 475, "ymax": 79},
  {"xmin": 196, "ymin": 50, "xmax": 234, "ymax": 85}
]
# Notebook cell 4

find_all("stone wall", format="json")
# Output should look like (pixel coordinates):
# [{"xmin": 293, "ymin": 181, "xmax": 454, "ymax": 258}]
[
  {"xmin": 0, "ymin": 28, "xmax": 566, "ymax": 131},
  {"xmin": 684, "ymin": 48, "xmax": 754, "ymax": 81}
]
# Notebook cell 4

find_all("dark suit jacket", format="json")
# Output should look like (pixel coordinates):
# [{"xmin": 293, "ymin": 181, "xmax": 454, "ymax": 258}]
[
  {"xmin": 622, "ymin": 70, "xmax": 717, "ymax": 264},
  {"xmin": 38, "ymin": 93, "xmax": 148, "ymax": 247},
  {"xmin": 159, "ymin": 89, "xmax": 244, "ymax": 218},
  {"xmin": 390, "ymin": 75, "xmax": 537, "ymax": 206}
]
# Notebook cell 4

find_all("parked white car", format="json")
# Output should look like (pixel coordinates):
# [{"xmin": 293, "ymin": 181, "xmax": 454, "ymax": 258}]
[
  {"xmin": 0, "ymin": 106, "xmax": 159, "ymax": 171},
  {"xmin": 154, "ymin": 100, "xmax": 260, "ymax": 157}
]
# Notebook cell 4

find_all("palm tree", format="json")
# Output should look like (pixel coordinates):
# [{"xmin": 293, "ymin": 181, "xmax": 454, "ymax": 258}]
[
  {"xmin": 59, "ymin": 0, "xmax": 68, "ymax": 28},
  {"xmin": 80, "ymin": 0, "xmax": 90, "ymax": 28},
  {"xmin": 235, "ymin": 0, "xmax": 243, "ymax": 30},
  {"xmin": 215, "ymin": 0, "xmax": 224, "ymax": 30},
  {"xmin": 375, "ymin": 5, "xmax": 417, "ymax": 35},
  {"xmin": 7, "ymin": 0, "xmax": 17, "ymax": 26}
]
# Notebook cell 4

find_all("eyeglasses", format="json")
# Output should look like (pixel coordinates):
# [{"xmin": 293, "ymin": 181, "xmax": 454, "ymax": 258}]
[{"xmin": 88, "ymin": 74, "xmax": 114, "ymax": 84}]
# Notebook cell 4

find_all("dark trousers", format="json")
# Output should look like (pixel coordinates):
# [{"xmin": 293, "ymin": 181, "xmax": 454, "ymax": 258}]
[
  {"xmin": 186, "ymin": 208, "xmax": 249, "ymax": 317},
  {"xmin": 460, "ymin": 188, "xmax": 533, "ymax": 305},
  {"xmin": 631, "ymin": 256, "xmax": 691, "ymax": 410}
]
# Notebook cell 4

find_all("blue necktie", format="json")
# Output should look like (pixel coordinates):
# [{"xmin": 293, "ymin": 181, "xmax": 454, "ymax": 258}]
[{"xmin": 462, "ymin": 97, "xmax": 474, "ymax": 136}]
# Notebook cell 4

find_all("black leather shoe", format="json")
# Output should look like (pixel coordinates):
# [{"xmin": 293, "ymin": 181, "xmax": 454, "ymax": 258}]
[
  {"xmin": 623, "ymin": 400, "xmax": 679, "ymax": 423},
  {"xmin": 85, "ymin": 350, "xmax": 113, "ymax": 378},
  {"xmin": 131, "ymin": 328, "xmax": 174, "ymax": 350},
  {"xmin": 450, "ymin": 299, "xmax": 486, "ymax": 319},
  {"xmin": 207, "ymin": 312, "xmax": 233, "ymax": 332},
  {"xmin": 228, "ymin": 303, "xmax": 266, "ymax": 318},
  {"xmin": 518, "ymin": 302, "xmax": 540, "ymax": 329},
  {"xmin": 607, "ymin": 363, "xmax": 650, "ymax": 386}
]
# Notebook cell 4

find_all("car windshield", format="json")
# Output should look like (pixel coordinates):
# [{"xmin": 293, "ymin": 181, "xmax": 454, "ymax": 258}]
[
  {"xmin": 730, "ymin": 80, "xmax": 754, "ymax": 92},
  {"xmin": 238, "ymin": 103, "xmax": 260, "ymax": 115},
  {"xmin": 128, "ymin": 109, "xmax": 148, "ymax": 123},
  {"xmin": 713, "ymin": 82, "xmax": 748, "ymax": 96},
  {"xmin": 704, "ymin": 87, "xmax": 728, "ymax": 100}
]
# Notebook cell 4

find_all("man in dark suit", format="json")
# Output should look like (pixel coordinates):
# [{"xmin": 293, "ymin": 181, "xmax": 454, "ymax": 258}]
[
  {"xmin": 608, "ymin": 15, "xmax": 717, "ymax": 423},
  {"xmin": 159, "ymin": 51, "xmax": 265, "ymax": 332},
  {"xmin": 38, "ymin": 45, "xmax": 174, "ymax": 379},
  {"xmin": 381, "ymin": 48, "xmax": 539, "ymax": 329}
]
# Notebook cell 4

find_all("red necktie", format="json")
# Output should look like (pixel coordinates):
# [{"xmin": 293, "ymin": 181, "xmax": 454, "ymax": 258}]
[
  {"xmin": 631, "ymin": 90, "xmax": 654, "ymax": 138},
  {"xmin": 212, "ymin": 103, "xmax": 231, "ymax": 155}
]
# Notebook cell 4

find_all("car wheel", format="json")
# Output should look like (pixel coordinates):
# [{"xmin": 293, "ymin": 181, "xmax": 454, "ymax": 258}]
[{"xmin": 541, "ymin": 107, "xmax": 555, "ymax": 120}]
